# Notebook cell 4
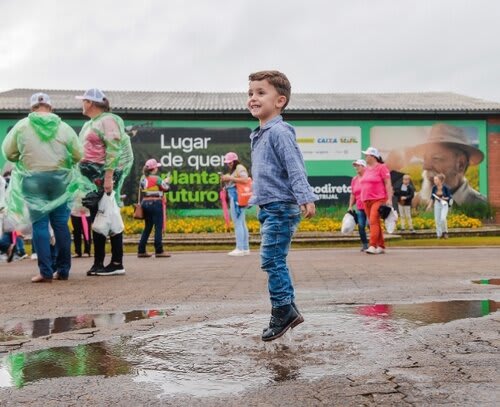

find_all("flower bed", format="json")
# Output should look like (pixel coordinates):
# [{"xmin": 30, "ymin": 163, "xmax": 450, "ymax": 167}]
[{"xmin": 120, "ymin": 206, "xmax": 482, "ymax": 234}]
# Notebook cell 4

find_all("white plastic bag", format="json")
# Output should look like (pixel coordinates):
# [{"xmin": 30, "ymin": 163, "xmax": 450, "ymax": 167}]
[
  {"xmin": 384, "ymin": 208, "xmax": 399, "ymax": 234},
  {"xmin": 92, "ymin": 194, "xmax": 111, "ymax": 236},
  {"xmin": 109, "ymin": 196, "xmax": 124, "ymax": 236},
  {"xmin": 341, "ymin": 212, "xmax": 356, "ymax": 234},
  {"xmin": 92, "ymin": 191, "xmax": 124, "ymax": 236}
]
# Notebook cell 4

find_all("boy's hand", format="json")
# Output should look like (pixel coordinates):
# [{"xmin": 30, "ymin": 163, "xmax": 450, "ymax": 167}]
[{"xmin": 300, "ymin": 202, "xmax": 316, "ymax": 219}]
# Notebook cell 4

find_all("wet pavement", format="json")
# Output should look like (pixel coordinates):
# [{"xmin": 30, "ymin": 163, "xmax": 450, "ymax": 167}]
[{"xmin": 0, "ymin": 247, "xmax": 499, "ymax": 406}]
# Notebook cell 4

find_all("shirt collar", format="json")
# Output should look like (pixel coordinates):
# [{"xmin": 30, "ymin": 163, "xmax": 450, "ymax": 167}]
[{"xmin": 250, "ymin": 115, "xmax": 283, "ymax": 140}]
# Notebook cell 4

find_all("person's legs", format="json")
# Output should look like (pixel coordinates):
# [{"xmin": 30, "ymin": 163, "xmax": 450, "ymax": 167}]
[
  {"xmin": 231, "ymin": 200, "xmax": 249, "ymax": 251},
  {"xmin": 229, "ymin": 197, "xmax": 242, "ymax": 250},
  {"xmin": 402, "ymin": 206, "xmax": 414, "ymax": 230},
  {"xmin": 32, "ymin": 215, "xmax": 53, "ymax": 279},
  {"xmin": 434, "ymin": 203, "xmax": 442, "ymax": 237},
  {"xmin": 49, "ymin": 203, "xmax": 71, "ymax": 278},
  {"xmin": 109, "ymin": 232, "xmax": 123, "ymax": 265},
  {"xmin": 138, "ymin": 201, "xmax": 154, "ymax": 254},
  {"xmin": 365, "ymin": 199, "xmax": 385, "ymax": 250},
  {"xmin": 259, "ymin": 202, "xmax": 300, "ymax": 307},
  {"xmin": 398, "ymin": 204, "xmax": 406, "ymax": 230},
  {"xmin": 84, "ymin": 216, "xmax": 92, "ymax": 255},
  {"xmin": 96, "ymin": 232, "xmax": 125, "ymax": 276},
  {"xmin": 71, "ymin": 215, "xmax": 83, "ymax": 256},
  {"xmin": 16, "ymin": 236, "xmax": 26, "ymax": 257},
  {"xmin": 151, "ymin": 200, "xmax": 165, "ymax": 254},
  {"xmin": 356, "ymin": 209, "xmax": 368, "ymax": 249},
  {"xmin": 259, "ymin": 202, "xmax": 302, "ymax": 341}
]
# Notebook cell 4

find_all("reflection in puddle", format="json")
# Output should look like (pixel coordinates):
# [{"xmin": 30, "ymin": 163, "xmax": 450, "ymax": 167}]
[
  {"xmin": 472, "ymin": 278, "xmax": 500, "ymax": 286},
  {"xmin": 0, "ymin": 300, "xmax": 497, "ymax": 395},
  {"xmin": 0, "ymin": 310, "xmax": 170, "ymax": 342},
  {"xmin": 0, "ymin": 342, "xmax": 133, "ymax": 388},
  {"xmin": 354, "ymin": 300, "xmax": 499, "ymax": 325}
]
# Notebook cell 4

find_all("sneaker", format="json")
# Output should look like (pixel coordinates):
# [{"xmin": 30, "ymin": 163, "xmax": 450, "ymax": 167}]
[
  {"xmin": 242, "ymin": 249, "xmax": 250, "ymax": 255},
  {"xmin": 228, "ymin": 249, "xmax": 245, "ymax": 256},
  {"xmin": 375, "ymin": 247, "xmax": 385, "ymax": 254},
  {"xmin": 30, "ymin": 253, "xmax": 38, "ymax": 260},
  {"xmin": 96, "ymin": 263, "xmax": 126, "ymax": 276},
  {"xmin": 87, "ymin": 263, "xmax": 104, "ymax": 276},
  {"xmin": 137, "ymin": 253, "xmax": 152, "ymax": 258},
  {"xmin": 18, "ymin": 254, "xmax": 29, "ymax": 260},
  {"xmin": 365, "ymin": 246, "xmax": 378, "ymax": 254}
]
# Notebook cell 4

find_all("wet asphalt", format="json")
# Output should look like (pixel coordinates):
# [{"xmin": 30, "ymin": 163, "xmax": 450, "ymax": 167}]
[{"xmin": 0, "ymin": 246, "xmax": 499, "ymax": 406}]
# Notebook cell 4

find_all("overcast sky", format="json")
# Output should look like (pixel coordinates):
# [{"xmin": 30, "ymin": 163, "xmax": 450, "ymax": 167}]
[{"xmin": 1, "ymin": 0, "xmax": 499, "ymax": 102}]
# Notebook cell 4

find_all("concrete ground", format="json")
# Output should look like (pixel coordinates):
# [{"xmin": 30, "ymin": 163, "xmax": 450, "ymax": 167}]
[{"xmin": 0, "ymin": 246, "xmax": 499, "ymax": 406}]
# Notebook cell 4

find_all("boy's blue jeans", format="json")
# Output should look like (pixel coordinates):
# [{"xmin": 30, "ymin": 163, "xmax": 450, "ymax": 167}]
[{"xmin": 258, "ymin": 202, "xmax": 301, "ymax": 307}]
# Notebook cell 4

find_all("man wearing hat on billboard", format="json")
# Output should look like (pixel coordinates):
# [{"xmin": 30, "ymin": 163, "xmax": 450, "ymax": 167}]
[{"xmin": 413, "ymin": 123, "xmax": 486, "ymax": 207}]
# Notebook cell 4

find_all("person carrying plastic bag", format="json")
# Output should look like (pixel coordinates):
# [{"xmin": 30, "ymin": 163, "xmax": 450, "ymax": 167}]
[
  {"xmin": 76, "ymin": 88, "xmax": 134, "ymax": 276},
  {"xmin": 2, "ymin": 92, "xmax": 82, "ymax": 282}
]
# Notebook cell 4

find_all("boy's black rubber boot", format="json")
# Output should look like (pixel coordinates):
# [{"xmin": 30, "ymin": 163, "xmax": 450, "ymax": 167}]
[
  {"xmin": 262, "ymin": 301, "xmax": 304, "ymax": 333},
  {"xmin": 262, "ymin": 304, "xmax": 302, "ymax": 342}
]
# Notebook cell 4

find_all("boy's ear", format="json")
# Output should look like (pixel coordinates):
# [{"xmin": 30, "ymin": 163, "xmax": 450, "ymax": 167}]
[{"xmin": 276, "ymin": 95, "xmax": 287, "ymax": 109}]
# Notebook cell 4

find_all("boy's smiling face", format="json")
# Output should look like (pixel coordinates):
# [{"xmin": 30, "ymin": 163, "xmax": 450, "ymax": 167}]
[{"xmin": 247, "ymin": 79, "xmax": 287, "ymax": 125}]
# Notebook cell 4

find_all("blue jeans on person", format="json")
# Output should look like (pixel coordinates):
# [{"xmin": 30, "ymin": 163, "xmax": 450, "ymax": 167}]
[
  {"xmin": 138, "ymin": 199, "xmax": 165, "ymax": 254},
  {"xmin": 23, "ymin": 172, "xmax": 71, "ymax": 279},
  {"xmin": 0, "ymin": 232, "xmax": 13, "ymax": 253},
  {"xmin": 258, "ymin": 202, "xmax": 301, "ymax": 307},
  {"xmin": 229, "ymin": 194, "xmax": 249, "ymax": 251},
  {"xmin": 356, "ymin": 209, "xmax": 368, "ymax": 248}
]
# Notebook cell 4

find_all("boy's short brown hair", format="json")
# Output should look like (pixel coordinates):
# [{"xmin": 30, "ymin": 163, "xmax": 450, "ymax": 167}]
[{"xmin": 248, "ymin": 70, "xmax": 291, "ymax": 109}]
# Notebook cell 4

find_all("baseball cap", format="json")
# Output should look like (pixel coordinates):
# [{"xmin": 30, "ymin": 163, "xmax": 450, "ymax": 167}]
[
  {"xmin": 224, "ymin": 152, "xmax": 239, "ymax": 163},
  {"xmin": 75, "ymin": 88, "xmax": 106, "ymax": 103},
  {"xmin": 30, "ymin": 92, "xmax": 52, "ymax": 107},
  {"xmin": 145, "ymin": 158, "xmax": 161, "ymax": 170},
  {"xmin": 352, "ymin": 159, "xmax": 367, "ymax": 167},
  {"xmin": 361, "ymin": 146, "xmax": 381, "ymax": 159}
]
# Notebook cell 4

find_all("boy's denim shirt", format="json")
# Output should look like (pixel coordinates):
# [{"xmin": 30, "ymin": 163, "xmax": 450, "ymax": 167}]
[{"xmin": 249, "ymin": 115, "xmax": 318, "ymax": 206}]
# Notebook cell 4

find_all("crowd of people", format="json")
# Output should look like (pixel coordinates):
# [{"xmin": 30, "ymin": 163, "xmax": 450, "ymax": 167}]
[{"xmin": 348, "ymin": 146, "xmax": 454, "ymax": 253}]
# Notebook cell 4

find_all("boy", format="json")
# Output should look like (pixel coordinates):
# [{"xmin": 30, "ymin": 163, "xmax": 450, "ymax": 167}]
[
  {"xmin": 247, "ymin": 70, "xmax": 317, "ymax": 342},
  {"xmin": 394, "ymin": 174, "xmax": 415, "ymax": 232}
]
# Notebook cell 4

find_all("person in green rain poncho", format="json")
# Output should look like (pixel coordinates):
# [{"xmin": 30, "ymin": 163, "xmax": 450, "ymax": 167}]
[
  {"xmin": 75, "ymin": 88, "xmax": 133, "ymax": 277},
  {"xmin": 2, "ymin": 93, "xmax": 83, "ymax": 283}
]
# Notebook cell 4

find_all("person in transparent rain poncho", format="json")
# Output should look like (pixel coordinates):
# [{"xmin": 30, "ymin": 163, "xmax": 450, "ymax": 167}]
[
  {"xmin": 76, "ymin": 88, "xmax": 134, "ymax": 277},
  {"xmin": 2, "ymin": 93, "xmax": 83, "ymax": 282}
]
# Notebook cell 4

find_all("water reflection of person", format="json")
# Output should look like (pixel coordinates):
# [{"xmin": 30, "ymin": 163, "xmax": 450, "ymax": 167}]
[{"xmin": 412, "ymin": 124, "xmax": 486, "ymax": 207}]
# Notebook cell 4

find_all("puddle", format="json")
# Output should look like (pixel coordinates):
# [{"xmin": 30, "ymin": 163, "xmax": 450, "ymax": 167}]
[
  {"xmin": 0, "ymin": 300, "xmax": 498, "ymax": 394},
  {"xmin": 352, "ymin": 300, "xmax": 499, "ymax": 325},
  {"xmin": 0, "ymin": 341, "xmax": 133, "ymax": 388},
  {"xmin": 0, "ymin": 309, "xmax": 171, "ymax": 342},
  {"xmin": 472, "ymin": 278, "xmax": 500, "ymax": 286}
]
